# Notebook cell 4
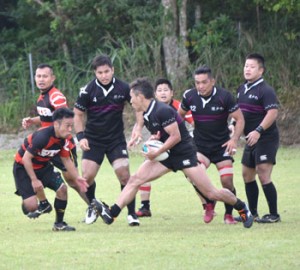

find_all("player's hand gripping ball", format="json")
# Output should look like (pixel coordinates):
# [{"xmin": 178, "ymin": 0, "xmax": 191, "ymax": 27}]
[{"xmin": 142, "ymin": 140, "xmax": 169, "ymax": 161}]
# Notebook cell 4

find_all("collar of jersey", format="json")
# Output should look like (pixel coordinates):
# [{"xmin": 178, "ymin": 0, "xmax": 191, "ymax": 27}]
[
  {"xmin": 143, "ymin": 99, "xmax": 156, "ymax": 121},
  {"xmin": 244, "ymin": 78, "xmax": 264, "ymax": 94},
  {"xmin": 95, "ymin": 77, "xmax": 115, "ymax": 97},
  {"xmin": 199, "ymin": 87, "xmax": 217, "ymax": 108}
]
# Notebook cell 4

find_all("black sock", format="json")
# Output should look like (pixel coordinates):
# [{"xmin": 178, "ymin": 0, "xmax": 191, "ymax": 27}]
[
  {"xmin": 54, "ymin": 198, "xmax": 67, "ymax": 223},
  {"xmin": 262, "ymin": 182, "xmax": 278, "ymax": 215},
  {"xmin": 233, "ymin": 198, "xmax": 245, "ymax": 211},
  {"xmin": 121, "ymin": 184, "xmax": 136, "ymax": 215},
  {"xmin": 110, "ymin": 204, "xmax": 121, "ymax": 218},
  {"xmin": 224, "ymin": 188, "xmax": 236, "ymax": 215},
  {"xmin": 86, "ymin": 181, "xmax": 96, "ymax": 204},
  {"xmin": 141, "ymin": 200, "xmax": 150, "ymax": 210},
  {"xmin": 40, "ymin": 199, "xmax": 49, "ymax": 206},
  {"xmin": 245, "ymin": 181, "xmax": 259, "ymax": 215}
]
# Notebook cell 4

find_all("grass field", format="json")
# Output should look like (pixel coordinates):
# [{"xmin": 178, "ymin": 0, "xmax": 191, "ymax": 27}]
[{"xmin": 0, "ymin": 147, "xmax": 299, "ymax": 270}]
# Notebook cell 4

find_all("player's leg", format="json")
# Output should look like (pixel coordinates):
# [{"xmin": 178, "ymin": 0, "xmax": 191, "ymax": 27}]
[
  {"xmin": 13, "ymin": 162, "xmax": 52, "ymax": 218},
  {"xmin": 216, "ymin": 160, "xmax": 237, "ymax": 224},
  {"xmin": 136, "ymin": 182, "xmax": 152, "ymax": 217},
  {"xmin": 196, "ymin": 152, "xmax": 216, "ymax": 223},
  {"xmin": 184, "ymin": 164, "xmax": 253, "ymax": 228},
  {"xmin": 81, "ymin": 145, "xmax": 104, "ymax": 224},
  {"xmin": 256, "ymin": 162, "xmax": 280, "ymax": 223},
  {"xmin": 93, "ymin": 160, "xmax": 169, "ymax": 225},
  {"xmin": 47, "ymin": 170, "xmax": 75, "ymax": 231},
  {"xmin": 51, "ymin": 151, "xmax": 89, "ymax": 204},
  {"xmin": 112, "ymin": 157, "xmax": 140, "ymax": 226}
]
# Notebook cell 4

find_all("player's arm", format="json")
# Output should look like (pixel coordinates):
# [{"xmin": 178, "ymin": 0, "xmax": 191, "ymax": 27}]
[
  {"xmin": 222, "ymin": 108, "xmax": 245, "ymax": 155},
  {"xmin": 178, "ymin": 106, "xmax": 188, "ymax": 119},
  {"xmin": 246, "ymin": 108, "xmax": 278, "ymax": 146},
  {"xmin": 22, "ymin": 151, "xmax": 44, "ymax": 193},
  {"xmin": 73, "ymin": 107, "xmax": 90, "ymax": 151},
  {"xmin": 22, "ymin": 116, "xmax": 41, "ymax": 129},
  {"xmin": 128, "ymin": 111, "xmax": 144, "ymax": 147},
  {"xmin": 60, "ymin": 156, "xmax": 88, "ymax": 193}
]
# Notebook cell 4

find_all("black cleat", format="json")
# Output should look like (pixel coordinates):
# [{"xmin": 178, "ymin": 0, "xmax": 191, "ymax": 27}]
[
  {"xmin": 237, "ymin": 204, "xmax": 254, "ymax": 228},
  {"xmin": 52, "ymin": 222, "xmax": 76, "ymax": 231},
  {"xmin": 27, "ymin": 203, "xmax": 53, "ymax": 219},
  {"xmin": 256, "ymin": 214, "xmax": 281, "ymax": 223},
  {"xmin": 136, "ymin": 208, "xmax": 152, "ymax": 217},
  {"xmin": 91, "ymin": 199, "xmax": 114, "ymax": 225}
]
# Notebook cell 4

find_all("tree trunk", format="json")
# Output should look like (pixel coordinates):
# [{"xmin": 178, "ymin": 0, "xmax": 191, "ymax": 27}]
[{"xmin": 161, "ymin": 0, "xmax": 189, "ymax": 88}]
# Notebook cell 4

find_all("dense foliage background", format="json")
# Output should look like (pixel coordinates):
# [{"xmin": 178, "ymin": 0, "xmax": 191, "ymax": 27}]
[{"xmin": 0, "ymin": 0, "xmax": 299, "ymax": 143}]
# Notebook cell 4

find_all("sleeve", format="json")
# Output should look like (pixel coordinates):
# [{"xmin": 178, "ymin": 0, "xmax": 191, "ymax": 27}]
[
  {"xmin": 226, "ymin": 91, "xmax": 239, "ymax": 114},
  {"xmin": 26, "ymin": 131, "xmax": 48, "ymax": 156},
  {"xmin": 262, "ymin": 86, "xmax": 279, "ymax": 111},
  {"xmin": 158, "ymin": 106, "xmax": 177, "ymax": 128},
  {"xmin": 49, "ymin": 90, "xmax": 67, "ymax": 109},
  {"xmin": 180, "ymin": 90, "xmax": 191, "ymax": 112},
  {"xmin": 74, "ymin": 85, "xmax": 89, "ymax": 111}
]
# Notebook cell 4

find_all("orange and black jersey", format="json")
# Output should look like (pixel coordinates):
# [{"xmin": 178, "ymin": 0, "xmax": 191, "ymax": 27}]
[
  {"xmin": 15, "ymin": 126, "xmax": 70, "ymax": 170},
  {"xmin": 170, "ymin": 99, "xmax": 193, "ymax": 124},
  {"xmin": 37, "ymin": 86, "xmax": 67, "ymax": 127}
]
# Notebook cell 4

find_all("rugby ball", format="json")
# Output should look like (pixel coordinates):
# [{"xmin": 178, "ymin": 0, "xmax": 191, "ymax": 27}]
[{"xmin": 142, "ymin": 140, "xmax": 169, "ymax": 161}]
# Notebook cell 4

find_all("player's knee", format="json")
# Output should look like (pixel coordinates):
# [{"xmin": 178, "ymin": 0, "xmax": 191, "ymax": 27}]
[
  {"xmin": 56, "ymin": 183, "xmax": 68, "ymax": 199},
  {"xmin": 22, "ymin": 201, "xmax": 38, "ymax": 214}
]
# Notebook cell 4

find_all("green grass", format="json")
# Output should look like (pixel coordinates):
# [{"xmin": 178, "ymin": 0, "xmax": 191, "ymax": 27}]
[{"xmin": 0, "ymin": 147, "xmax": 299, "ymax": 270}]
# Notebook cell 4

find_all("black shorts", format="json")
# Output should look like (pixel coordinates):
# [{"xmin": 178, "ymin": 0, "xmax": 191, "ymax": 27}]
[
  {"xmin": 160, "ymin": 151, "xmax": 198, "ymax": 172},
  {"xmin": 242, "ymin": 136, "xmax": 279, "ymax": 168},
  {"xmin": 13, "ymin": 162, "xmax": 64, "ymax": 200},
  {"xmin": 51, "ymin": 146, "xmax": 78, "ymax": 171},
  {"xmin": 82, "ymin": 139, "xmax": 128, "ymax": 165},
  {"xmin": 197, "ymin": 145, "xmax": 234, "ymax": 164}
]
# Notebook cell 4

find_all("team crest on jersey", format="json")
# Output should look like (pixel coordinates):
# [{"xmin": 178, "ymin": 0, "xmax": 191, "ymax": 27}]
[
  {"xmin": 93, "ymin": 97, "xmax": 97, "ymax": 102},
  {"xmin": 249, "ymin": 94, "xmax": 259, "ymax": 100},
  {"xmin": 211, "ymin": 106, "xmax": 224, "ymax": 111},
  {"xmin": 122, "ymin": 150, "xmax": 127, "ymax": 155},
  {"xmin": 114, "ymin": 94, "xmax": 125, "ymax": 99}
]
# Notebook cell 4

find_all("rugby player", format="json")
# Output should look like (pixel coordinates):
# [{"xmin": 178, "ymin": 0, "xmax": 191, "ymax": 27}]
[
  {"xmin": 74, "ymin": 55, "xmax": 141, "ymax": 226},
  {"xmin": 235, "ymin": 53, "xmax": 280, "ymax": 223},
  {"xmin": 13, "ymin": 108, "xmax": 88, "ymax": 231},
  {"xmin": 92, "ymin": 78, "xmax": 254, "ymax": 229},
  {"xmin": 179, "ymin": 66, "xmax": 245, "ymax": 224}
]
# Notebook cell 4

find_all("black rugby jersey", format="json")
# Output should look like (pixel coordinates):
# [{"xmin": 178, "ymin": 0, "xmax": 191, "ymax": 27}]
[
  {"xmin": 36, "ymin": 86, "xmax": 67, "ymax": 127},
  {"xmin": 237, "ymin": 78, "xmax": 279, "ymax": 136},
  {"xmin": 181, "ymin": 87, "xmax": 238, "ymax": 150},
  {"xmin": 143, "ymin": 100, "xmax": 193, "ymax": 156},
  {"xmin": 15, "ymin": 126, "xmax": 70, "ymax": 170},
  {"xmin": 74, "ymin": 78, "xmax": 130, "ymax": 143}
]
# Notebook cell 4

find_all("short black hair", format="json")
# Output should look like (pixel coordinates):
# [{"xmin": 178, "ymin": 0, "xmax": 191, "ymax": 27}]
[
  {"xmin": 155, "ymin": 78, "xmax": 173, "ymax": 91},
  {"xmin": 194, "ymin": 65, "xmax": 213, "ymax": 78},
  {"xmin": 52, "ymin": 108, "xmax": 74, "ymax": 121},
  {"xmin": 36, "ymin": 63, "xmax": 54, "ymax": 74},
  {"xmin": 130, "ymin": 78, "xmax": 154, "ymax": 99},
  {"xmin": 91, "ymin": 55, "xmax": 113, "ymax": 70},
  {"xmin": 246, "ymin": 53, "xmax": 265, "ymax": 70}
]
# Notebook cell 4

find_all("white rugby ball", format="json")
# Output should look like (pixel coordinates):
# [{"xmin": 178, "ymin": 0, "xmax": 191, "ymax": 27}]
[{"xmin": 142, "ymin": 140, "xmax": 169, "ymax": 161}]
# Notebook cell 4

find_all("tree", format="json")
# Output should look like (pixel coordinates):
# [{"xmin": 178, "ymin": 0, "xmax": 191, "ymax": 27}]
[{"xmin": 161, "ymin": 0, "xmax": 189, "ymax": 87}]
